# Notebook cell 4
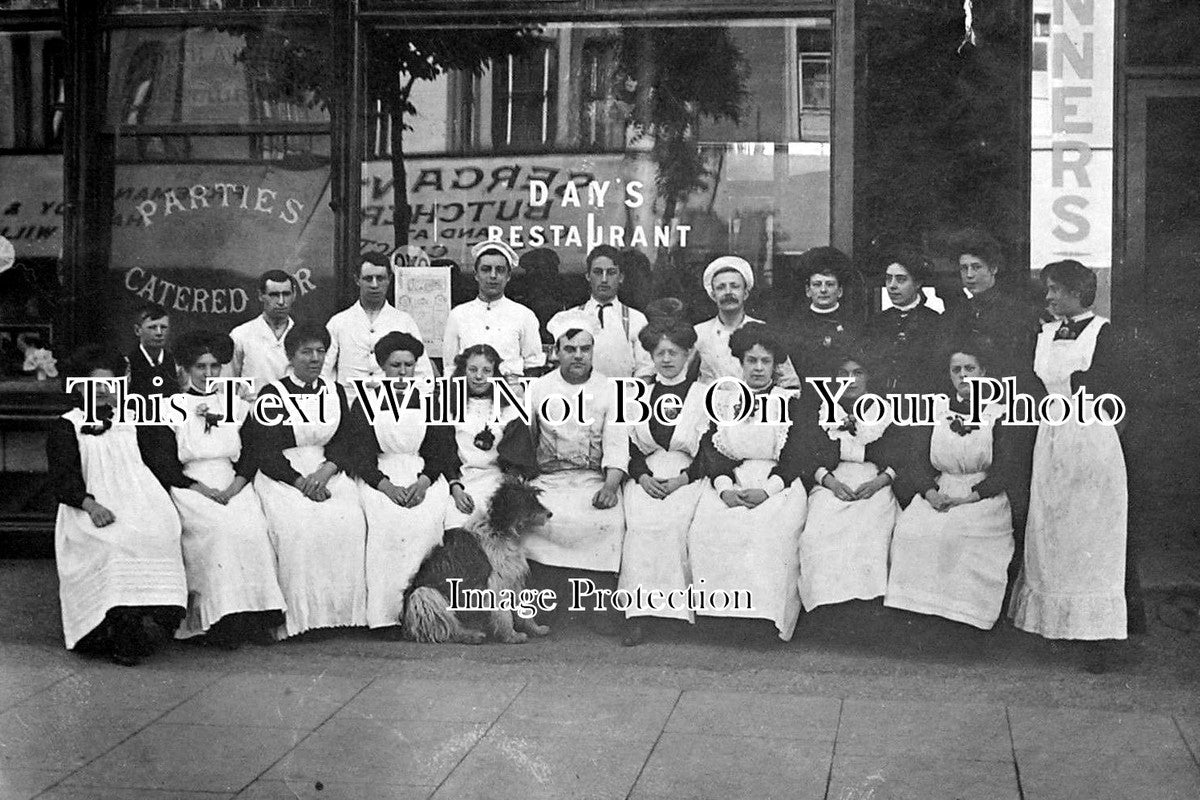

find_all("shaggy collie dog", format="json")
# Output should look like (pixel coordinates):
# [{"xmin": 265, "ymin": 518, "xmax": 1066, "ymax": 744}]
[{"xmin": 403, "ymin": 479, "xmax": 553, "ymax": 644}]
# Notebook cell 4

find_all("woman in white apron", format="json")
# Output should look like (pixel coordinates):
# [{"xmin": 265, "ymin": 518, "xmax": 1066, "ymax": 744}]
[
  {"xmin": 139, "ymin": 332, "xmax": 285, "ymax": 646},
  {"xmin": 342, "ymin": 331, "xmax": 451, "ymax": 632},
  {"xmin": 1009, "ymin": 260, "xmax": 1129, "ymax": 670},
  {"xmin": 797, "ymin": 350, "xmax": 901, "ymax": 611},
  {"xmin": 443, "ymin": 344, "xmax": 537, "ymax": 531},
  {"xmin": 687, "ymin": 323, "xmax": 806, "ymax": 641},
  {"xmin": 49, "ymin": 345, "xmax": 186, "ymax": 665},
  {"xmin": 884, "ymin": 341, "xmax": 1014, "ymax": 629},
  {"xmin": 244, "ymin": 323, "xmax": 367, "ymax": 638},
  {"xmin": 620, "ymin": 307, "xmax": 711, "ymax": 646}
]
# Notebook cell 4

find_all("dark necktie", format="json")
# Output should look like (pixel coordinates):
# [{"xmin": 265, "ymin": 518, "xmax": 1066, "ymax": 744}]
[{"xmin": 597, "ymin": 303, "xmax": 612, "ymax": 329}]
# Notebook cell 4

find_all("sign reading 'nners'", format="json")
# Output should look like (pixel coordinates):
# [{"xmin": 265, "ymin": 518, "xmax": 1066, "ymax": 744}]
[{"xmin": 1030, "ymin": 0, "xmax": 1114, "ymax": 278}]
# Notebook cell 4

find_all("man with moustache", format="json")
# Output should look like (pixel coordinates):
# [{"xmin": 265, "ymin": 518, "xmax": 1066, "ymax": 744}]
[
  {"xmin": 523, "ymin": 309, "xmax": 629, "ymax": 628},
  {"xmin": 867, "ymin": 251, "xmax": 943, "ymax": 394},
  {"xmin": 692, "ymin": 255, "xmax": 800, "ymax": 388},
  {"xmin": 229, "ymin": 269, "xmax": 298, "ymax": 391},
  {"xmin": 442, "ymin": 240, "xmax": 545, "ymax": 379},
  {"xmin": 323, "ymin": 252, "xmax": 434, "ymax": 386}
]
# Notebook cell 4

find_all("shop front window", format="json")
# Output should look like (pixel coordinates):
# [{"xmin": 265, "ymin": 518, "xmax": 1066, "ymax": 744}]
[
  {"xmin": 100, "ymin": 22, "xmax": 336, "ymax": 347},
  {"xmin": 0, "ymin": 23, "xmax": 66, "ymax": 519},
  {"xmin": 360, "ymin": 18, "xmax": 833, "ymax": 344}
]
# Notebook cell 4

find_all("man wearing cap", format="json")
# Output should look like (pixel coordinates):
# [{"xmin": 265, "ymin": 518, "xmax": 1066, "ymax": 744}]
[
  {"xmin": 866, "ymin": 251, "xmax": 943, "ymax": 394},
  {"xmin": 523, "ymin": 308, "xmax": 628, "ymax": 584},
  {"xmin": 693, "ymin": 255, "xmax": 800, "ymax": 388},
  {"xmin": 324, "ymin": 252, "xmax": 434, "ymax": 386},
  {"xmin": 787, "ymin": 247, "xmax": 860, "ymax": 378},
  {"xmin": 442, "ymin": 240, "xmax": 545, "ymax": 378},
  {"xmin": 571, "ymin": 245, "xmax": 653, "ymax": 379}
]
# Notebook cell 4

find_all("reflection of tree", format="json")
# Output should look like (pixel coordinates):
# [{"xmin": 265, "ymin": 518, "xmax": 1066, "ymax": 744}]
[
  {"xmin": 616, "ymin": 28, "xmax": 748, "ymax": 234},
  {"xmin": 364, "ymin": 28, "xmax": 541, "ymax": 248},
  {"xmin": 234, "ymin": 24, "xmax": 540, "ymax": 249}
]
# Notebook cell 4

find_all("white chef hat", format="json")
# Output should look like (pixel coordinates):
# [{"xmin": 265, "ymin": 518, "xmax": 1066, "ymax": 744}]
[
  {"xmin": 547, "ymin": 308, "xmax": 600, "ymax": 343},
  {"xmin": 470, "ymin": 239, "xmax": 519, "ymax": 269},
  {"xmin": 702, "ymin": 255, "xmax": 754, "ymax": 300}
]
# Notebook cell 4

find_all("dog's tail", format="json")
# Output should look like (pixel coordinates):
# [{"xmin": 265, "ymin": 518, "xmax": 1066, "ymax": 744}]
[{"xmin": 403, "ymin": 587, "xmax": 458, "ymax": 643}]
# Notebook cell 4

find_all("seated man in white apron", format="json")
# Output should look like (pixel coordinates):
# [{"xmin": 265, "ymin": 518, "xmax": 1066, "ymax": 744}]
[{"xmin": 523, "ymin": 309, "xmax": 629, "ymax": 626}]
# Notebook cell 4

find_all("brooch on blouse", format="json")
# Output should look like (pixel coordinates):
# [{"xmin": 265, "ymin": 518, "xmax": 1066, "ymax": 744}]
[
  {"xmin": 837, "ymin": 416, "xmax": 858, "ymax": 436},
  {"xmin": 195, "ymin": 403, "xmax": 223, "ymax": 434},
  {"xmin": 473, "ymin": 426, "xmax": 496, "ymax": 451},
  {"xmin": 948, "ymin": 415, "xmax": 979, "ymax": 436}
]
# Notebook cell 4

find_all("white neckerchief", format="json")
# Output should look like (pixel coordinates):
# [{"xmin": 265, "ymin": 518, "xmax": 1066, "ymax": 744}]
[
  {"xmin": 809, "ymin": 303, "xmax": 840, "ymax": 315},
  {"xmin": 655, "ymin": 370, "xmax": 689, "ymax": 387},
  {"xmin": 139, "ymin": 345, "xmax": 163, "ymax": 367},
  {"xmin": 893, "ymin": 297, "xmax": 922, "ymax": 312}
]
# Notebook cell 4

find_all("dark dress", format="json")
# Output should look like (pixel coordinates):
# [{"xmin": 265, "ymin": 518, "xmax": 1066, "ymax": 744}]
[
  {"xmin": 781, "ymin": 305, "xmax": 860, "ymax": 379},
  {"xmin": 866, "ymin": 296, "xmax": 944, "ymax": 394}
]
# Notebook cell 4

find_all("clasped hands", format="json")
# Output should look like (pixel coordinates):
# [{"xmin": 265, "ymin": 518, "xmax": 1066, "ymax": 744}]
[
  {"xmin": 637, "ymin": 473, "xmax": 688, "ymax": 500},
  {"xmin": 190, "ymin": 477, "xmax": 248, "ymax": 505},
  {"xmin": 924, "ymin": 488, "xmax": 980, "ymax": 512},
  {"xmin": 821, "ymin": 473, "xmax": 890, "ymax": 503},
  {"xmin": 292, "ymin": 461, "xmax": 338, "ymax": 502},
  {"xmin": 719, "ymin": 487, "xmax": 769, "ymax": 509},
  {"xmin": 379, "ymin": 474, "xmax": 431, "ymax": 508}
]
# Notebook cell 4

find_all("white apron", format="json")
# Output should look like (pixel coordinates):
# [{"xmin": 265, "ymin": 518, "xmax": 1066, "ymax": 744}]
[
  {"xmin": 522, "ymin": 372, "xmax": 627, "ymax": 572},
  {"xmin": 885, "ymin": 401, "xmax": 1014, "ymax": 629},
  {"xmin": 799, "ymin": 412, "xmax": 898, "ymax": 611},
  {"xmin": 54, "ymin": 409, "xmax": 187, "ymax": 649},
  {"xmin": 687, "ymin": 391, "xmax": 805, "ymax": 640},
  {"xmin": 254, "ymin": 381, "xmax": 367, "ymax": 637},
  {"xmin": 443, "ymin": 398, "xmax": 519, "ymax": 530},
  {"xmin": 167, "ymin": 393, "xmax": 286, "ymax": 638},
  {"xmin": 526, "ymin": 470, "xmax": 626, "ymax": 571},
  {"xmin": 358, "ymin": 403, "xmax": 449, "ymax": 628},
  {"xmin": 619, "ymin": 381, "xmax": 708, "ymax": 621},
  {"xmin": 1010, "ymin": 317, "xmax": 1128, "ymax": 640}
]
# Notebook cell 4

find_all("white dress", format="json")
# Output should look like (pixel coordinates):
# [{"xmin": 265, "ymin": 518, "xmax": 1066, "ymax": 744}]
[
  {"xmin": 253, "ymin": 380, "xmax": 368, "ymax": 637},
  {"xmin": 167, "ymin": 392, "xmax": 286, "ymax": 638},
  {"xmin": 356, "ymin": 401, "xmax": 450, "ymax": 628},
  {"xmin": 1010, "ymin": 316, "xmax": 1128, "ymax": 640},
  {"xmin": 443, "ymin": 397, "xmax": 522, "ymax": 530},
  {"xmin": 686, "ymin": 386, "xmax": 806, "ymax": 640},
  {"xmin": 799, "ymin": 407, "xmax": 899, "ymax": 611},
  {"xmin": 523, "ymin": 370, "xmax": 628, "ymax": 572},
  {"xmin": 53, "ymin": 409, "xmax": 187, "ymax": 649},
  {"xmin": 884, "ymin": 400, "xmax": 1014, "ymax": 629},
  {"xmin": 619, "ymin": 379, "xmax": 710, "ymax": 622}
]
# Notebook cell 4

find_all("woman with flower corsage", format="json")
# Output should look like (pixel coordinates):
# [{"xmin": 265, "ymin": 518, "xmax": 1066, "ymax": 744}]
[
  {"xmin": 138, "ymin": 331, "xmax": 285, "ymax": 647},
  {"xmin": 794, "ymin": 347, "xmax": 903, "ymax": 611},
  {"xmin": 441, "ymin": 343, "xmax": 536, "ymax": 530},
  {"xmin": 883, "ymin": 339, "xmax": 1015, "ymax": 629},
  {"xmin": 1008, "ymin": 260, "xmax": 1130, "ymax": 672},
  {"xmin": 686, "ymin": 323, "xmax": 807, "ymax": 641},
  {"xmin": 48, "ymin": 345, "xmax": 187, "ymax": 665},
  {"xmin": 618, "ymin": 300, "xmax": 711, "ymax": 646},
  {"xmin": 242, "ymin": 323, "xmax": 367, "ymax": 637},
  {"xmin": 342, "ymin": 331, "xmax": 453, "ymax": 634}
]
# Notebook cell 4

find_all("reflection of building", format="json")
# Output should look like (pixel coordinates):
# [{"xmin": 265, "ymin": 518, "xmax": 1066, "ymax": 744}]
[{"xmin": 1, "ymin": 0, "xmax": 1197, "ymax": 534}]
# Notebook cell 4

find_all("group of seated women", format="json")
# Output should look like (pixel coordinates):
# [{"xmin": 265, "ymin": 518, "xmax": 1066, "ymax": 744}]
[{"xmin": 49, "ymin": 277, "xmax": 1109, "ymax": 669}]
